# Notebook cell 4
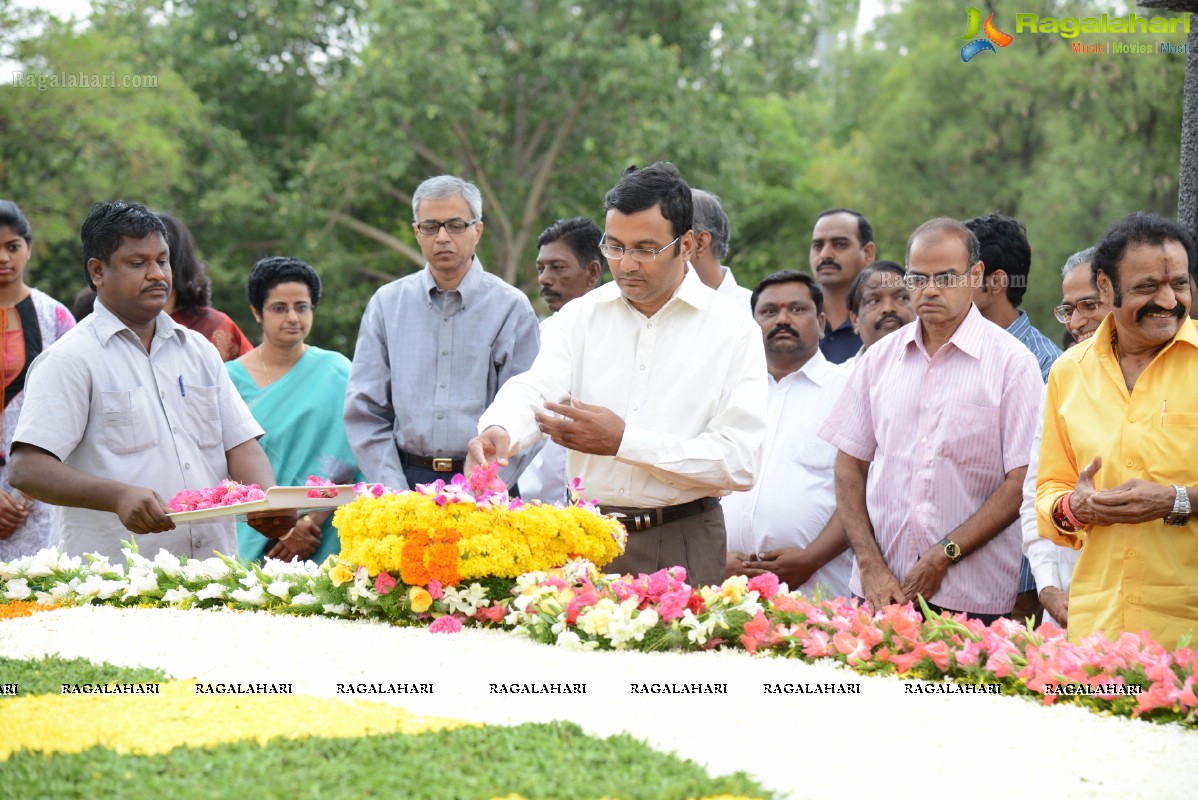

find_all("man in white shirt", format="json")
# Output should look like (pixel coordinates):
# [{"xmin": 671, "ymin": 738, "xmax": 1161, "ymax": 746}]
[
  {"xmin": 10, "ymin": 201, "xmax": 287, "ymax": 563},
  {"xmin": 724, "ymin": 271, "xmax": 852, "ymax": 597},
  {"xmin": 522, "ymin": 217, "xmax": 604, "ymax": 504},
  {"xmin": 690, "ymin": 189, "xmax": 752, "ymax": 310},
  {"xmin": 467, "ymin": 162, "xmax": 767, "ymax": 586}
]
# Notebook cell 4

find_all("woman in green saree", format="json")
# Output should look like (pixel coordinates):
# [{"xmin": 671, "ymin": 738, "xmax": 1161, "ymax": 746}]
[{"xmin": 228, "ymin": 257, "xmax": 362, "ymax": 563}]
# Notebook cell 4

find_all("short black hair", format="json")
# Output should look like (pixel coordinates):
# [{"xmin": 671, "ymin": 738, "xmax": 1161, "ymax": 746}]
[
  {"xmin": 0, "ymin": 200, "xmax": 33, "ymax": 244},
  {"xmin": 963, "ymin": 212, "xmax": 1031, "ymax": 307},
  {"xmin": 537, "ymin": 217, "xmax": 603, "ymax": 270},
  {"xmin": 246, "ymin": 256, "xmax": 323, "ymax": 312},
  {"xmin": 847, "ymin": 260, "xmax": 906, "ymax": 317},
  {"xmin": 603, "ymin": 161, "xmax": 693, "ymax": 247},
  {"xmin": 751, "ymin": 270, "xmax": 824, "ymax": 317},
  {"xmin": 814, "ymin": 208, "xmax": 874, "ymax": 246},
  {"xmin": 1092, "ymin": 212, "xmax": 1197, "ymax": 306},
  {"xmin": 80, "ymin": 201, "xmax": 168, "ymax": 290},
  {"xmin": 156, "ymin": 212, "xmax": 211, "ymax": 311}
]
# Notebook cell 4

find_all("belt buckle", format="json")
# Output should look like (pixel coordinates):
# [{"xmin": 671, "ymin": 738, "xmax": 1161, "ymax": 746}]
[
  {"xmin": 635, "ymin": 513, "xmax": 651, "ymax": 532},
  {"xmin": 432, "ymin": 458, "xmax": 455, "ymax": 473}
]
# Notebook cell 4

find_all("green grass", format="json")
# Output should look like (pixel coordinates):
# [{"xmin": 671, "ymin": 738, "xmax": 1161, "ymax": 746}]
[
  {"xmin": 0, "ymin": 655, "xmax": 169, "ymax": 696},
  {"xmin": 0, "ymin": 722, "xmax": 772, "ymax": 800}
]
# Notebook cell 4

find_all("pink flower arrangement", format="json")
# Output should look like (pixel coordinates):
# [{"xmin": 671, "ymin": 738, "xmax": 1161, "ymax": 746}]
[
  {"xmin": 429, "ymin": 614, "xmax": 464, "ymax": 634},
  {"xmin": 168, "ymin": 480, "xmax": 265, "ymax": 512},
  {"xmin": 305, "ymin": 475, "xmax": 340, "ymax": 499}
]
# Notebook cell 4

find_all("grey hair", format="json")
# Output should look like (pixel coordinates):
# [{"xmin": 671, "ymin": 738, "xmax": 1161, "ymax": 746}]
[
  {"xmin": 691, "ymin": 189, "xmax": 730, "ymax": 260},
  {"xmin": 1061, "ymin": 246, "xmax": 1097, "ymax": 279},
  {"xmin": 412, "ymin": 175, "xmax": 483, "ymax": 221}
]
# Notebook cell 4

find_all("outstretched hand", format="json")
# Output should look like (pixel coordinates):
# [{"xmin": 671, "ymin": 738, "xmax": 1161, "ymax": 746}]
[
  {"xmin": 1068, "ymin": 456, "xmax": 1102, "ymax": 524},
  {"xmin": 465, "ymin": 426, "xmax": 513, "ymax": 474}
]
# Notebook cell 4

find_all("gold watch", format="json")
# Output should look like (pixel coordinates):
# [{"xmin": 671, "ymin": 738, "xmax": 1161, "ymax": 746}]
[{"xmin": 939, "ymin": 537, "xmax": 962, "ymax": 563}]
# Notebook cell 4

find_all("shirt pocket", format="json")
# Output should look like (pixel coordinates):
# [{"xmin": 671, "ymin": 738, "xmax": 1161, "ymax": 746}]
[
  {"xmin": 184, "ymin": 384, "xmax": 223, "ymax": 449},
  {"xmin": 101, "ymin": 388, "xmax": 160, "ymax": 454},
  {"xmin": 949, "ymin": 403, "xmax": 1003, "ymax": 469},
  {"xmin": 791, "ymin": 422, "xmax": 837, "ymax": 471}
]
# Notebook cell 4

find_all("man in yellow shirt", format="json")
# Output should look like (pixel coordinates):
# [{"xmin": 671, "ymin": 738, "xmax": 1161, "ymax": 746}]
[{"xmin": 1036, "ymin": 212, "xmax": 1198, "ymax": 649}]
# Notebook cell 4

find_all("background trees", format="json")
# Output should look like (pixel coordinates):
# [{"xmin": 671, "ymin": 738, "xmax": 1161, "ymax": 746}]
[{"xmin": 0, "ymin": 0, "xmax": 1184, "ymax": 349}]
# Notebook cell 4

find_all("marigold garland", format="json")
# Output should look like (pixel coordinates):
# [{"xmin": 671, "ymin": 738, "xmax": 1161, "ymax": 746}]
[
  {"xmin": 334, "ymin": 491, "xmax": 624, "ymax": 583},
  {"xmin": 0, "ymin": 601, "xmax": 59, "ymax": 621}
]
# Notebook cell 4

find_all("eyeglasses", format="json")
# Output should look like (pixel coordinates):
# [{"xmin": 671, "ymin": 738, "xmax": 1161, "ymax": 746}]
[
  {"xmin": 599, "ymin": 234, "xmax": 682, "ymax": 263},
  {"xmin": 414, "ymin": 218, "xmax": 480, "ymax": 236},
  {"xmin": 901, "ymin": 268, "xmax": 972, "ymax": 291},
  {"xmin": 265, "ymin": 302, "xmax": 313, "ymax": 316},
  {"xmin": 1053, "ymin": 298, "xmax": 1103, "ymax": 323}
]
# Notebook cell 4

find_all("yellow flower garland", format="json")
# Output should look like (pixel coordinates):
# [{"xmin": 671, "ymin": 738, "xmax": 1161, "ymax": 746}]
[
  {"xmin": 334, "ymin": 494, "xmax": 625, "ymax": 581},
  {"xmin": 0, "ymin": 681, "xmax": 469, "ymax": 759}
]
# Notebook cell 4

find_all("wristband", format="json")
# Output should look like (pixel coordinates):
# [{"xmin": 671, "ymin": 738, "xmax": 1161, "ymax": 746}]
[
  {"xmin": 1061, "ymin": 492, "xmax": 1084, "ymax": 529},
  {"xmin": 1052, "ymin": 493, "xmax": 1083, "ymax": 533}
]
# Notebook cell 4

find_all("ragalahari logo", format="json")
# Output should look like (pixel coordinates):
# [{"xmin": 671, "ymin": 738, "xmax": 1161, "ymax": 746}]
[{"xmin": 960, "ymin": 7, "xmax": 1014, "ymax": 62}]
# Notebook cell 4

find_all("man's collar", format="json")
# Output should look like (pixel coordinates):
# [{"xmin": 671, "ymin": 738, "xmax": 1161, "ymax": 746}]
[
  {"xmin": 90, "ymin": 298, "xmax": 182, "ymax": 344},
  {"xmin": 906, "ymin": 303, "xmax": 986, "ymax": 359},
  {"xmin": 599, "ymin": 264, "xmax": 712, "ymax": 313},
  {"xmin": 1006, "ymin": 308, "xmax": 1031, "ymax": 337},
  {"xmin": 790, "ymin": 349, "xmax": 837, "ymax": 387},
  {"xmin": 1095, "ymin": 312, "xmax": 1198, "ymax": 359},
  {"xmin": 422, "ymin": 257, "xmax": 484, "ymax": 305}
]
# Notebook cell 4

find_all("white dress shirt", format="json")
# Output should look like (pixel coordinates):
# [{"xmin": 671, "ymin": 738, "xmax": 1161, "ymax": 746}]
[
  {"xmin": 13, "ymin": 300, "xmax": 262, "ymax": 563},
  {"xmin": 716, "ymin": 266, "xmax": 753, "ymax": 313},
  {"xmin": 723, "ymin": 351, "xmax": 852, "ymax": 598},
  {"xmin": 1020, "ymin": 385, "xmax": 1079, "ymax": 626},
  {"xmin": 479, "ymin": 268, "xmax": 767, "ymax": 508}
]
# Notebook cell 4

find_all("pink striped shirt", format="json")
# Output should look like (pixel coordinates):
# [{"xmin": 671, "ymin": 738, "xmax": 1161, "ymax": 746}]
[{"xmin": 819, "ymin": 305, "xmax": 1042, "ymax": 614}]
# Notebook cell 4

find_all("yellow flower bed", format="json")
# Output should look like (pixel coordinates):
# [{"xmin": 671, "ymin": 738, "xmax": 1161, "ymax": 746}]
[
  {"xmin": 0, "ymin": 680, "xmax": 470, "ymax": 759},
  {"xmin": 334, "ymin": 492, "xmax": 625, "ymax": 581}
]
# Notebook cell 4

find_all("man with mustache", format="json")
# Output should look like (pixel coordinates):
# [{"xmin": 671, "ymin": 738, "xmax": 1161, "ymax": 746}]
[
  {"xmin": 1018, "ymin": 247, "xmax": 1110, "ymax": 628},
  {"xmin": 810, "ymin": 208, "xmax": 876, "ymax": 364},
  {"xmin": 9, "ymin": 201, "xmax": 287, "ymax": 563},
  {"xmin": 522, "ymin": 217, "xmax": 603, "ymax": 504},
  {"xmin": 964, "ymin": 213, "xmax": 1064, "ymax": 624},
  {"xmin": 821, "ymin": 218, "xmax": 1042, "ymax": 622},
  {"xmin": 1036, "ymin": 212, "xmax": 1198, "ymax": 648},
  {"xmin": 467, "ymin": 162, "xmax": 767, "ymax": 587},
  {"xmin": 344, "ymin": 175, "xmax": 540, "ymax": 490},
  {"xmin": 691, "ymin": 189, "xmax": 752, "ymax": 309},
  {"xmin": 723, "ymin": 271, "xmax": 852, "ymax": 597},
  {"xmin": 843, "ymin": 260, "xmax": 914, "ymax": 369}
]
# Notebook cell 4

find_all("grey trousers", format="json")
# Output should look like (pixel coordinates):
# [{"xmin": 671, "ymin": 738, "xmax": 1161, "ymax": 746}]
[{"xmin": 601, "ymin": 503, "xmax": 726, "ymax": 588}]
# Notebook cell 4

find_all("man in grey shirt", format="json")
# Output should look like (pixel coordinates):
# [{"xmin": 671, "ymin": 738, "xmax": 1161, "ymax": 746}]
[{"xmin": 344, "ymin": 175, "xmax": 540, "ymax": 490}]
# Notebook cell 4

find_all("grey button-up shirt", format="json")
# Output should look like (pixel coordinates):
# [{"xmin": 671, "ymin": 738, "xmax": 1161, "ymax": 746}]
[
  {"xmin": 13, "ymin": 300, "xmax": 263, "ymax": 563},
  {"xmin": 344, "ymin": 259, "xmax": 540, "ymax": 489}
]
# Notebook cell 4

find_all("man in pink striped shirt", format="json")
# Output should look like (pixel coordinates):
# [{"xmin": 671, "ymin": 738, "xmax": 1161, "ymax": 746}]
[{"xmin": 820, "ymin": 218, "xmax": 1042, "ymax": 621}]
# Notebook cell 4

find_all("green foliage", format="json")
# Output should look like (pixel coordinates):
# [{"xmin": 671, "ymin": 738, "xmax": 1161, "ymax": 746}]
[
  {"xmin": 1, "ymin": 720, "xmax": 773, "ymax": 800},
  {"xmin": 0, "ymin": 655, "xmax": 168, "ymax": 696}
]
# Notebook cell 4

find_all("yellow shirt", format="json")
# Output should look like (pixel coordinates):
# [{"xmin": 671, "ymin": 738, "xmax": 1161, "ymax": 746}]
[{"xmin": 1036, "ymin": 315, "xmax": 1198, "ymax": 649}]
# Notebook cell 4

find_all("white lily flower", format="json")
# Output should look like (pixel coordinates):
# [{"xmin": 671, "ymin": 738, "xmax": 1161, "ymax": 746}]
[
  {"xmin": 162, "ymin": 586, "xmax": 196, "ymax": 604},
  {"xmin": 24, "ymin": 549, "xmax": 61, "ymax": 578},
  {"xmin": 196, "ymin": 584, "xmax": 228, "ymax": 601},
  {"xmin": 322, "ymin": 603, "xmax": 349, "ymax": 616},
  {"xmin": 3, "ymin": 578, "xmax": 32, "ymax": 600},
  {"xmin": 152, "ymin": 550, "xmax": 183, "ymax": 579},
  {"xmin": 266, "ymin": 581, "xmax": 292, "ymax": 600},
  {"xmin": 291, "ymin": 592, "xmax": 320, "ymax": 606},
  {"xmin": 230, "ymin": 585, "xmax": 267, "ymax": 606},
  {"xmin": 127, "ymin": 572, "xmax": 161, "ymax": 597},
  {"xmin": 76, "ymin": 575, "xmax": 104, "ymax": 599},
  {"xmin": 200, "ymin": 558, "xmax": 231, "ymax": 581},
  {"xmin": 97, "ymin": 580, "xmax": 125, "ymax": 600}
]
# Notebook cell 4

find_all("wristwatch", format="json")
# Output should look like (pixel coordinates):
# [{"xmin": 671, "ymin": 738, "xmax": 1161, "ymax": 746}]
[
  {"xmin": 1165, "ymin": 485, "xmax": 1192, "ymax": 527},
  {"xmin": 939, "ymin": 537, "xmax": 962, "ymax": 563}
]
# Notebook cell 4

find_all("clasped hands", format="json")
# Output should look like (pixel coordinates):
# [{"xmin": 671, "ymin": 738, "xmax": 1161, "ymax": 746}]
[
  {"xmin": 1069, "ymin": 456, "xmax": 1177, "ymax": 526},
  {"xmin": 466, "ymin": 398, "xmax": 625, "ymax": 471},
  {"xmin": 859, "ymin": 547, "xmax": 952, "ymax": 612}
]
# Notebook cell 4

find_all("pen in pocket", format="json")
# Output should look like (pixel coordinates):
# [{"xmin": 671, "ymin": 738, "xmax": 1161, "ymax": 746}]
[{"xmin": 178, "ymin": 375, "xmax": 186, "ymax": 397}]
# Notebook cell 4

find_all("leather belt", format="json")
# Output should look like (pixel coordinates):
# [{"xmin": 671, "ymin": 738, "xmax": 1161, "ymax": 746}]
[
  {"xmin": 602, "ymin": 497, "xmax": 721, "ymax": 532},
  {"xmin": 399, "ymin": 450, "xmax": 465, "ymax": 474}
]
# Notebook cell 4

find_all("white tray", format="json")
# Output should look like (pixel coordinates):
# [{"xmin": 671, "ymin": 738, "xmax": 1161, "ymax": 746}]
[{"xmin": 166, "ymin": 484, "xmax": 362, "ymax": 522}]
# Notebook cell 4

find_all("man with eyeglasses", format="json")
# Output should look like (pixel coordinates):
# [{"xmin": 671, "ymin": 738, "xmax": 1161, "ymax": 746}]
[
  {"xmin": 468, "ymin": 162, "xmax": 767, "ymax": 587},
  {"xmin": 1036, "ymin": 213, "xmax": 1198, "ymax": 649},
  {"xmin": 1016, "ymin": 247, "xmax": 1107, "ymax": 628},
  {"xmin": 723, "ymin": 271, "xmax": 852, "ymax": 597},
  {"xmin": 820, "ymin": 217, "xmax": 1042, "ymax": 623},
  {"xmin": 344, "ymin": 175, "xmax": 540, "ymax": 491}
]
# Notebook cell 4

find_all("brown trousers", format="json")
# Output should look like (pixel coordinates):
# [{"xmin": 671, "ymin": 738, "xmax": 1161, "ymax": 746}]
[{"xmin": 602, "ymin": 503, "xmax": 726, "ymax": 587}]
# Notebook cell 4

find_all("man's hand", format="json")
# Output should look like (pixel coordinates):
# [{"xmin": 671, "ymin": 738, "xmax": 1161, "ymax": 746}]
[
  {"xmin": 536, "ymin": 399, "xmax": 624, "ymax": 456},
  {"xmin": 1068, "ymin": 456, "xmax": 1102, "ymax": 524},
  {"xmin": 266, "ymin": 515, "xmax": 322, "ymax": 561},
  {"xmin": 246, "ymin": 509, "xmax": 298, "ymax": 539},
  {"xmin": 898, "ymin": 546, "xmax": 951, "ymax": 606},
  {"xmin": 465, "ymin": 426, "xmax": 513, "ymax": 473},
  {"xmin": 745, "ymin": 547, "xmax": 818, "ymax": 590},
  {"xmin": 0, "ymin": 491, "xmax": 30, "ymax": 540},
  {"xmin": 1039, "ymin": 585, "xmax": 1069, "ymax": 627},
  {"xmin": 1087, "ymin": 478, "xmax": 1176, "ymax": 525},
  {"xmin": 859, "ymin": 561, "xmax": 907, "ymax": 611},
  {"xmin": 725, "ymin": 550, "xmax": 765, "ymax": 579},
  {"xmin": 114, "ymin": 487, "xmax": 176, "ymax": 534}
]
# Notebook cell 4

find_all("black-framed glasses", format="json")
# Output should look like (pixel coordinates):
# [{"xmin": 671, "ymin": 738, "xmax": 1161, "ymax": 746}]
[
  {"xmin": 599, "ymin": 234, "xmax": 682, "ymax": 263},
  {"xmin": 1053, "ymin": 297, "xmax": 1102, "ymax": 323},
  {"xmin": 902, "ymin": 268, "xmax": 972, "ymax": 291},
  {"xmin": 414, "ymin": 217, "xmax": 480, "ymax": 236}
]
